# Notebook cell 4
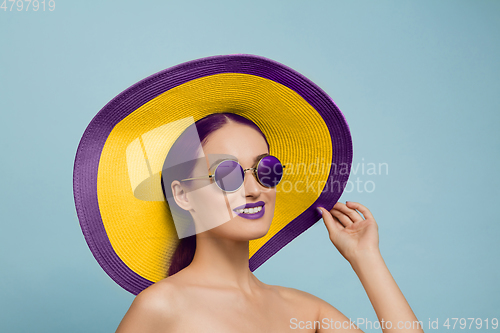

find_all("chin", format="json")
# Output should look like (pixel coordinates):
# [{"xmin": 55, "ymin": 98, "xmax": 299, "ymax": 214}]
[{"xmin": 239, "ymin": 221, "xmax": 272, "ymax": 241}]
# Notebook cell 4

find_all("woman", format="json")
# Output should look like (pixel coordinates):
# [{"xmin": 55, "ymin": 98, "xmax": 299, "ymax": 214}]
[{"xmin": 115, "ymin": 112, "xmax": 424, "ymax": 332}]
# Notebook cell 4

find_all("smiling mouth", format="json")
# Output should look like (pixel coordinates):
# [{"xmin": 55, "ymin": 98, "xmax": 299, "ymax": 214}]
[{"xmin": 234, "ymin": 205, "xmax": 264, "ymax": 215}]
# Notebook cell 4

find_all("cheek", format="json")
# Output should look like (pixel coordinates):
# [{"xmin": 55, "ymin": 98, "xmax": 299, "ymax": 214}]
[
  {"xmin": 190, "ymin": 184, "xmax": 238, "ymax": 232},
  {"xmin": 266, "ymin": 191, "xmax": 277, "ymax": 221},
  {"xmin": 264, "ymin": 188, "xmax": 277, "ymax": 205}
]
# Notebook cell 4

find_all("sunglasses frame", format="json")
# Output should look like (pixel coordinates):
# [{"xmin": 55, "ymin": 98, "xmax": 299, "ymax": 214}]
[{"xmin": 180, "ymin": 154, "xmax": 285, "ymax": 193}]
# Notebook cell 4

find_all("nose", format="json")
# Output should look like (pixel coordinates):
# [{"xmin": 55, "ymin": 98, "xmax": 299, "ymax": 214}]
[{"xmin": 242, "ymin": 169, "xmax": 261, "ymax": 197}]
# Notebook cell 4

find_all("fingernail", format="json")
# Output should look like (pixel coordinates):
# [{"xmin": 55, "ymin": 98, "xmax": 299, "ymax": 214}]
[{"xmin": 317, "ymin": 207, "xmax": 323, "ymax": 214}]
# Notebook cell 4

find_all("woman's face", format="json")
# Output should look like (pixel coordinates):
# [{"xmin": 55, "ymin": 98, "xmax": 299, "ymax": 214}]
[{"xmin": 184, "ymin": 122, "xmax": 275, "ymax": 241}]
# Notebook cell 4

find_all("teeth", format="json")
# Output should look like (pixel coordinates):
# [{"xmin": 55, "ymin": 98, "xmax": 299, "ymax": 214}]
[{"xmin": 235, "ymin": 206, "xmax": 263, "ymax": 214}]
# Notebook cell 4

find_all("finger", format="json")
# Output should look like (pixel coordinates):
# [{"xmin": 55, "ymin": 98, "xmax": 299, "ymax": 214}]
[
  {"xmin": 318, "ymin": 207, "xmax": 344, "ymax": 236},
  {"xmin": 345, "ymin": 201, "xmax": 374, "ymax": 220},
  {"xmin": 331, "ymin": 209, "xmax": 353, "ymax": 227},
  {"xmin": 332, "ymin": 202, "xmax": 364, "ymax": 222}
]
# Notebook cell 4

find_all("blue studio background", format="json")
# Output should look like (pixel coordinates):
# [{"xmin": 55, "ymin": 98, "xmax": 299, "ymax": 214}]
[{"xmin": 1, "ymin": 1, "xmax": 499, "ymax": 332}]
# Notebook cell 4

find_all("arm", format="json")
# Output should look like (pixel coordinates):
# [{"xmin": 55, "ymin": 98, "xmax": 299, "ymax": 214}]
[
  {"xmin": 318, "ymin": 202, "xmax": 424, "ymax": 333},
  {"xmin": 351, "ymin": 249, "xmax": 422, "ymax": 332}
]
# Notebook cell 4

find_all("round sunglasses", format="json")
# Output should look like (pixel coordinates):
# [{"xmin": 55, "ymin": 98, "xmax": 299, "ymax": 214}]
[{"xmin": 180, "ymin": 154, "xmax": 285, "ymax": 192}]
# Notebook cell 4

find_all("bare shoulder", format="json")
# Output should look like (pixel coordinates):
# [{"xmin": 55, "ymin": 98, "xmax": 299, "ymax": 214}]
[
  {"xmin": 270, "ymin": 284, "xmax": 326, "ymax": 306},
  {"xmin": 268, "ymin": 284, "xmax": 362, "ymax": 332},
  {"xmin": 136, "ymin": 278, "xmax": 185, "ymax": 314},
  {"xmin": 115, "ymin": 278, "xmax": 185, "ymax": 332},
  {"xmin": 269, "ymin": 284, "xmax": 349, "ymax": 320}
]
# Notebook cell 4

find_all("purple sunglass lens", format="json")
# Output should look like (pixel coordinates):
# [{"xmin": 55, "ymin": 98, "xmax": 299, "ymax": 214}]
[
  {"xmin": 257, "ymin": 155, "xmax": 283, "ymax": 188},
  {"xmin": 214, "ymin": 160, "xmax": 245, "ymax": 192}
]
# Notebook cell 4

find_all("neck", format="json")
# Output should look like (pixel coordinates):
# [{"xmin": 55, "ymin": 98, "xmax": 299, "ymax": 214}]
[{"xmin": 188, "ymin": 234, "xmax": 259, "ymax": 292}]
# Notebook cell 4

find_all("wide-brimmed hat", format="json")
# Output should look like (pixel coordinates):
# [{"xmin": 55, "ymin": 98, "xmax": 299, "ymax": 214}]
[{"xmin": 73, "ymin": 54, "xmax": 352, "ymax": 295}]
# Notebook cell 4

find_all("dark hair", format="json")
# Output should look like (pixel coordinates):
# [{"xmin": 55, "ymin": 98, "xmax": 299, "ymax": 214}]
[{"xmin": 161, "ymin": 112, "xmax": 269, "ymax": 276}]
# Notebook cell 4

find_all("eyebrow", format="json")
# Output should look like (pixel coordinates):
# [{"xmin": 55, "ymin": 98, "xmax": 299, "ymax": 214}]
[{"xmin": 208, "ymin": 153, "xmax": 270, "ymax": 170}]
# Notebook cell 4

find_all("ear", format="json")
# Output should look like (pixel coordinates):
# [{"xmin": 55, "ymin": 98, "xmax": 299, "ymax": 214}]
[{"xmin": 171, "ymin": 180, "xmax": 193, "ymax": 211}]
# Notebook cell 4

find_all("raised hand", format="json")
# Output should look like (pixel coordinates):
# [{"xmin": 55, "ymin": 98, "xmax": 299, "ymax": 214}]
[
  {"xmin": 318, "ymin": 202, "xmax": 424, "ymax": 332},
  {"xmin": 318, "ymin": 201, "xmax": 379, "ymax": 264}
]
